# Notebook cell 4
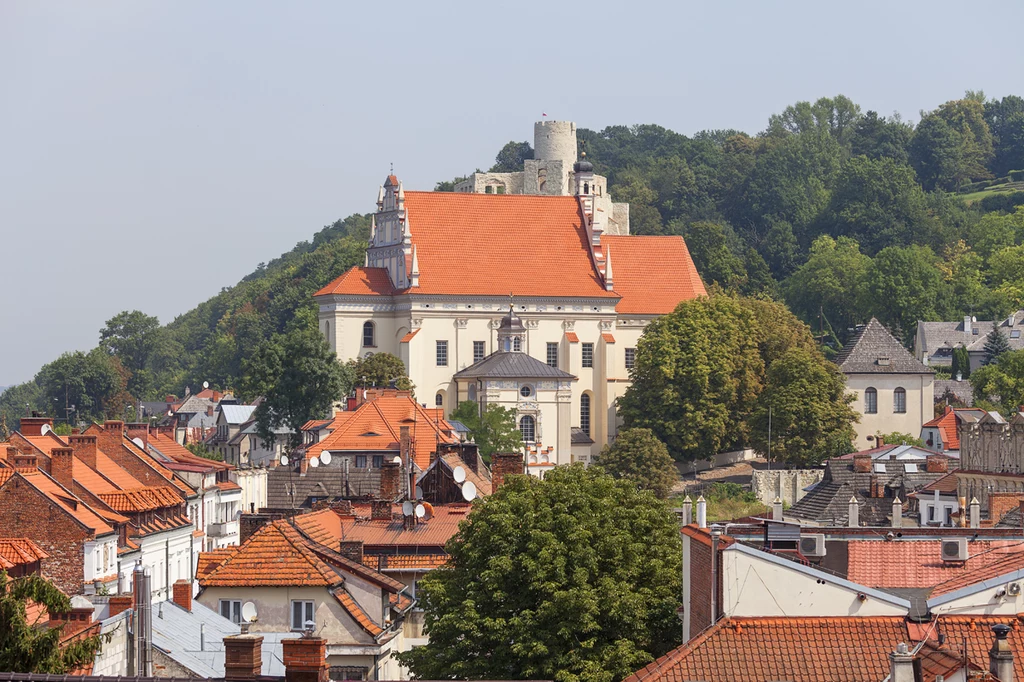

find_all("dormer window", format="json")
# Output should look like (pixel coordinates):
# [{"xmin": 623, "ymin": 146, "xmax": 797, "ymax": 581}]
[{"xmin": 877, "ymin": 358, "xmax": 890, "ymax": 366}]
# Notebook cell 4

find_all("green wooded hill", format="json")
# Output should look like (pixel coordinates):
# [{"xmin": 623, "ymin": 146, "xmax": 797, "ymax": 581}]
[{"xmin": 3, "ymin": 92, "xmax": 1024, "ymax": 428}]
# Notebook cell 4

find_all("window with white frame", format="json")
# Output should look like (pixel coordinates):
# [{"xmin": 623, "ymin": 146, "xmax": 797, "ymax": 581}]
[
  {"xmin": 436, "ymin": 340, "xmax": 448, "ymax": 366},
  {"xmin": 220, "ymin": 600, "xmax": 242, "ymax": 624},
  {"xmin": 582, "ymin": 343, "xmax": 594, "ymax": 368},
  {"xmin": 519, "ymin": 415, "xmax": 535, "ymax": 442},
  {"xmin": 546, "ymin": 343, "xmax": 559, "ymax": 368},
  {"xmin": 291, "ymin": 600, "xmax": 315, "ymax": 631},
  {"xmin": 473, "ymin": 341, "xmax": 485, "ymax": 363},
  {"xmin": 625, "ymin": 348, "xmax": 636, "ymax": 370}
]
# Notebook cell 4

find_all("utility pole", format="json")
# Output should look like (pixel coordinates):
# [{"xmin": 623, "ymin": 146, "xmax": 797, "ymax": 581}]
[{"xmin": 767, "ymin": 405, "xmax": 772, "ymax": 472}]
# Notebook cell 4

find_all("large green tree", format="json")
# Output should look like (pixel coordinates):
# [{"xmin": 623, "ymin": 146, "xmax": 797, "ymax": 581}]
[
  {"xmin": 982, "ymin": 323, "xmax": 1012, "ymax": 366},
  {"xmin": 783, "ymin": 235, "xmax": 871, "ymax": 339},
  {"xmin": 859, "ymin": 245, "xmax": 946, "ymax": 342},
  {"xmin": 594, "ymin": 428, "xmax": 678, "ymax": 499},
  {"xmin": 749, "ymin": 347, "xmax": 857, "ymax": 466},
  {"xmin": 37, "ymin": 349, "xmax": 126, "ymax": 424},
  {"xmin": 243, "ymin": 328, "xmax": 351, "ymax": 448},
  {"xmin": 397, "ymin": 465, "xmax": 681, "ymax": 682},
  {"xmin": 971, "ymin": 349, "xmax": 1024, "ymax": 414},
  {"xmin": 98, "ymin": 310, "xmax": 171, "ymax": 398},
  {"xmin": 449, "ymin": 401, "xmax": 522, "ymax": 460},
  {"xmin": 619, "ymin": 295, "xmax": 763, "ymax": 461},
  {"xmin": 346, "ymin": 353, "xmax": 413, "ymax": 392},
  {"xmin": 490, "ymin": 141, "xmax": 534, "ymax": 173},
  {"xmin": 0, "ymin": 571, "xmax": 105, "ymax": 673}
]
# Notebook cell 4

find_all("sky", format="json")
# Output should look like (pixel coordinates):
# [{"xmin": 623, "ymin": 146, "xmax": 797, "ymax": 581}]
[{"xmin": 2, "ymin": 0, "xmax": 1023, "ymax": 386}]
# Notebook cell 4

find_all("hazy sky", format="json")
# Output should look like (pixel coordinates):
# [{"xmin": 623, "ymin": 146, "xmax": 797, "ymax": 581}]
[{"xmin": 2, "ymin": 1, "xmax": 1023, "ymax": 386}]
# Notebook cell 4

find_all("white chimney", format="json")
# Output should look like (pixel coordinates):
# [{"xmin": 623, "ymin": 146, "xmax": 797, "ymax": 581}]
[
  {"xmin": 848, "ymin": 496, "xmax": 859, "ymax": 528},
  {"xmin": 682, "ymin": 496, "xmax": 693, "ymax": 525},
  {"xmin": 889, "ymin": 642, "xmax": 915, "ymax": 682},
  {"xmin": 990, "ymin": 623, "xmax": 1014, "ymax": 682},
  {"xmin": 773, "ymin": 497, "xmax": 784, "ymax": 521},
  {"xmin": 964, "ymin": 315, "xmax": 972, "ymax": 334},
  {"xmin": 892, "ymin": 496, "xmax": 903, "ymax": 528},
  {"xmin": 696, "ymin": 495, "xmax": 707, "ymax": 529},
  {"xmin": 970, "ymin": 497, "xmax": 981, "ymax": 529}
]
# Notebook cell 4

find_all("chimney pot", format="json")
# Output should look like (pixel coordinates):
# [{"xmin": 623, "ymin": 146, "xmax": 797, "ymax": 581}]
[
  {"xmin": 491, "ymin": 451, "xmax": 525, "ymax": 492},
  {"xmin": 172, "ymin": 579, "xmax": 192, "ymax": 612},
  {"xmin": 696, "ymin": 495, "xmax": 707, "ymax": 529},
  {"xmin": 926, "ymin": 454, "xmax": 948, "ymax": 474},
  {"xmin": 853, "ymin": 454, "xmax": 872, "ymax": 473},
  {"xmin": 380, "ymin": 460, "xmax": 401, "ymax": 500},
  {"xmin": 990, "ymin": 623, "xmax": 1015, "ymax": 682},
  {"xmin": 282, "ymin": 636, "xmax": 328, "ymax": 682},
  {"xmin": 224, "ymin": 634, "xmax": 264, "ymax": 680}
]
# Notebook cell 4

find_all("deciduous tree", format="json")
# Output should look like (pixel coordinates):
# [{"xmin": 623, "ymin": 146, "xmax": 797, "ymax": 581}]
[
  {"xmin": 594, "ymin": 428, "xmax": 678, "ymax": 499},
  {"xmin": 449, "ymin": 401, "xmax": 522, "ymax": 460},
  {"xmin": 346, "ymin": 353, "xmax": 413, "ymax": 392},
  {"xmin": 397, "ymin": 465, "xmax": 681, "ymax": 682}
]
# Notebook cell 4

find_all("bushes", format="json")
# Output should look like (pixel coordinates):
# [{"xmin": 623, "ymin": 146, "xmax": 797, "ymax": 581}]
[
  {"xmin": 980, "ymin": 191, "xmax": 1024, "ymax": 213},
  {"xmin": 1009, "ymin": 170, "xmax": 1024, "ymax": 182}
]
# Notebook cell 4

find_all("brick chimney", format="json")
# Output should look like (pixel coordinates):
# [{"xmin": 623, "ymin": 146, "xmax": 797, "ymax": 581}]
[
  {"xmin": 380, "ymin": 460, "xmax": 401, "ymax": 500},
  {"xmin": 330, "ymin": 500, "xmax": 354, "ymax": 517},
  {"xmin": 491, "ymin": 452, "xmax": 524, "ymax": 491},
  {"xmin": 51, "ymin": 446, "xmax": 75, "ymax": 491},
  {"xmin": 282, "ymin": 636, "xmax": 328, "ymax": 682},
  {"xmin": 990, "ymin": 623, "xmax": 1014, "ymax": 682},
  {"xmin": 853, "ymin": 453, "xmax": 872, "ymax": 473},
  {"xmin": 224, "ymin": 634, "xmax": 264, "ymax": 680},
  {"xmin": 371, "ymin": 500, "xmax": 391, "ymax": 521},
  {"xmin": 49, "ymin": 603, "xmax": 95, "ymax": 639},
  {"xmin": 18, "ymin": 417, "xmax": 53, "ymax": 437},
  {"xmin": 2, "ymin": 445, "xmax": 15, "ymax": 465},
  {"xmin": 97, "ymin": 421, "xmax": 126, "ymax": 458},
  {"xmin": 126, "ymin": 423, "xmax": 150, "ymax": 447},
  {"xmin": 68, "ymin": 434, "xmax": 98, "ymax": 471},
  {"xmin": 926, "ymin": 454, "xmax": 948, "ymax": 474},
  {"xmin": 338, "ymin": 540, "xmax": 364, "ymax": 565},
  {"xmin": 13, "ymin": 451, "xmax": 38, "ymax": 470},
  {"xmin": 108, "ymin": 595, "xmax": 133, "ymax": 617},
  {"xmin": 400, "ymin": 425, "xmax": 412, "ymax": 465},
  {"xmin": 172, "ymin": 579, "xmax": 192, "ymax": 612}
]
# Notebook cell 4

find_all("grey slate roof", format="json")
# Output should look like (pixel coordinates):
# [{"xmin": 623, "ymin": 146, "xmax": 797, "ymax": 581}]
[
  {"xmin": 834, "ymin": 318, "xmax": 933, "ymax": 375},
  {"xmin": 571, "ymin": 427, "xmax": 594, "ymax": 445},
  {"xmin": 918, "ymin": 311, "xmax": 1024, "ymax": 358},
  {"xmin": 934, "ymin": 380, "xmax": 974, "ymax": 407},
  {"xmin": 151, "ymin": 599, "xmax": 286, "ymax": 677},
  {"xmin": 453, "ymin": 351, "xmax": 576, "ymax": 380},
  {"xmin": 788, "ymin": 453, "xmax": 955, "ymax": 525},
  {"xmin": 175, "ymin": 395, "xmax": 217, "ymax": 415},
  {"xmin": 266, "ymin": 457, "xmax": 387, "ymax": 509}
]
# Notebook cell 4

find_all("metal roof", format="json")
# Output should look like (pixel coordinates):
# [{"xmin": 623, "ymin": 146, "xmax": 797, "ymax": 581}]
[
  {"xmin": 453, "ymin": 351, "xmax": 576, "ymax": 380},
  {"xmin": 220, "ymin": 404, "xmax": 257, "ymax": 425}
]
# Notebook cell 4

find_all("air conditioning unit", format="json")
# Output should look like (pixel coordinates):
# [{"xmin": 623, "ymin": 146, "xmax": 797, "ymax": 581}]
[
  {"xmin": 941, "ymin": 538, "xmax": 968, "ymax": 562},
  {"xmin": 800, "ymin": 534, "xmax": 826, "ymax": 557},
  {"xmin": 1008, "ymin": 582, "xmax": 1021, "ymax": 597}
]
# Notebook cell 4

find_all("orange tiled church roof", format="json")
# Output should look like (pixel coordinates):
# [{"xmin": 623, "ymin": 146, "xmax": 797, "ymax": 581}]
[
  {"xmin": 315, "ymin": 266, "xmax": 397, "ymax": 297},
  {"xmin": 602, "ymin": 235, "xmax": 706, "ymax": 314}
]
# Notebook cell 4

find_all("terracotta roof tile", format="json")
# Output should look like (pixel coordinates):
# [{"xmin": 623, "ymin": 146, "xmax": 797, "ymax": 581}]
[
  {"xmin": 306, "ymin": 392, "xmax": 458, "ymax": 469},
  {"xmin": 922, "ymin": 407, "xmax": 960, "ymax": 451},
  {"xmin": 10, "ymin": 470, "xmax": 115, "ymax": 537},
  {"xmin": 200, "ymin": 520, "xmax": 340, "ymax": 587},
  {"xmin": 333, "ymin": 588, "xmax": 383, "ymax": 636},
  {"xmin": 292, "ymin": 505, "xmax": 469, "ymax": 549},
  {"xmin": 602, "ymin": 235, "xmax": 706, "ymax": 315},
  {"xmin": 363, "ymin": 553, "xmax": 449, "ymax": 571},
  {"xmin": 564, "ymin": 332, "xmax": 580, "ymax": 343},
  {"xmin": 196, "ymin": 548, "xmax": 236, "ymax": 580},
  {"xmin": 0, "ymin": 538, "xmax": 49, "ymax": 568},
  {"xmin": 846, "ymin": 539, "xmax": 1024, "ymax": 592},
  {"xmin": 601, "ymin": 333, "xmax": 615, "ymax": 343},
  {"xmin": 624, "ymin": 616, "xmax": 910, "ymax": 682},
  {"xmin": 400, "ymin": 329, "xmax": 419, "ymax": 343},
  {"xmin": 215, "ymin": 481, "xmax": 241, "ymax": 492},
  {"xmin": 97, "ymin": 486, "xmax": 183, "ymax": 512},
  {"xmin": 314, "ymin": 266, "xmax": 397, "ymax": 297},
  {"xmin": 936, "ymin": 616, "xmax": 1024, "ymax": 681}
]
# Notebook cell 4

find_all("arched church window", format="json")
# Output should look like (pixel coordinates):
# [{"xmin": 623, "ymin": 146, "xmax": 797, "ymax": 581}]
[
  {"xmin": 583, "ymin": 182, "xmax": 589, "ymax": 194},
  {"xmin": 519, "ymin": 415, "xmax": 535, "ymax": 443},
  {"xmin": 435, "ymin": 392, "xmax": 444, "ymax": 407},
  {"xmin": 363, "ymin": 322, "xmax": 376, "ymax": 348},
  {"xmin": 580, "ymin": 394, "xmax": 591, "ymax": 436}
]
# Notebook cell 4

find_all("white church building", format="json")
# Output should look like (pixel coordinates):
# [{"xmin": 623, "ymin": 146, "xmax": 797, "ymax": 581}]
[{"xmin": 315, "ymin": 120, "xmax": 706, "ymax": 467}]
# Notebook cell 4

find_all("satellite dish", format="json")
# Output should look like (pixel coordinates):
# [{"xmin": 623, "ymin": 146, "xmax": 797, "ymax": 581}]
[
  {"xmin": 167, "ymin": 410, "xmax": 173, "ymax": 417},
  {"xmin": 132, "ymin": 437, "xmax": 145, "ymax": 449},
  {"xmin": 40, "ymin": 424, "xmax": 51, "ymax": 435},
  {"xmin": 402, "ymin": 501, "xmax": 414, "ymax": 516},
  {"xmin": 310, "ymin": 456, "xmax": 320, "ymax": 468},
  {"xmin": 415, "ymin": 485, "xmax": 423, "ymax": 500},
  {"xmin": 453, "ymin": 466, "xmax": 466, "ymax": 483},
  {"xmin": 241, "ymin": 601, "xmax": 258, "ymax": 623},
  {"xmin": 320, "ymin": 452, "xmax": 332, "ymax": 465},
  {"xmin": 462, "ymin": 481, "xmax": 477, "ymax": 502},
  {"xmin": 393, "ymin": 455, "xmax": 402, "ymax": 465},
  {"xmin": 203, "ymin": 381, "xmax": 210, "ymax": 389},
  {"xmin": 415, "ymin": 503, "xmax": 425, "ymax": 518},
  {"xmin": 280, "ymin": 455, "xmax": 289, "ymax": 466}
]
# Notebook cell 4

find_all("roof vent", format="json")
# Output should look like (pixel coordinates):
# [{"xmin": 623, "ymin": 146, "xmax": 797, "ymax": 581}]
[
  {"xmin": 877, "ymin": 357, "xmax": 891, "ymax": 366},
  {"xmin": 941, "ymin": 538, "xmax": 968, "ymax": 562}
]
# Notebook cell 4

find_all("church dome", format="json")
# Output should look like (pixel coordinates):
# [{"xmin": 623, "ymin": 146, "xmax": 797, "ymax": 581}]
[
  {"xmin": 573, "ymin": 152, "xmax": 593, "ymax": 173},
  {"xmin": 499, "ymin": 305, "xmax": 526, "ymax": 332}
]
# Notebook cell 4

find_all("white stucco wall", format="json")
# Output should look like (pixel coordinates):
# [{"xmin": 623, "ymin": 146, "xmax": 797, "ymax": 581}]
[{"xmin": 846, "ymin": 373, "xmax": 935, "ymax": 450}]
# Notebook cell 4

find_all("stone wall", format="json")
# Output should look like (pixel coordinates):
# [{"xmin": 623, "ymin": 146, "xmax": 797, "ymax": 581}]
[
  {"xmin": 751, "ymin": 469, "xmax": 825, "ymax": 506},
  {"xmin": 677, "ymin": 448, "xmax": 758, "ymax": 475}
]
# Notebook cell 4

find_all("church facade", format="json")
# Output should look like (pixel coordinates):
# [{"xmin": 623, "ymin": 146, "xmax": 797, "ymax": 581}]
[{"xmin": 315, "ymin": 121, "xmax": 706, "ymax": 466}]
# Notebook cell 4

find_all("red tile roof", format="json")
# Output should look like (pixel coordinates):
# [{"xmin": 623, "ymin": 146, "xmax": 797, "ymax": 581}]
[
  {"xmin": 601, "ymin": 333, "xmax": 615, "ymax": 343},
  {"xmin": 9, "ymin": 470, "xmax": 116, "ymax": 537},
  {"xmin": 936, "ymin": 615, "xmax": 1024, "ymax": 681},
  {"xmin": 846, "ymin": 539, "xmax": 1024, "ymax": 592},
  {"xmin": 333, "ymin": 588, "xmax": 383, "ymax": 637},
  {"xmin": 400, "ymin": 329, "xmax": 419, "ymax": 343},
  {"xmin": 914, "ymin": 471, "xmax": 959, "ymax": 494},
  {"xmin": 362, "ymin": 553, "xmax": 449, "ymax": 571},
  {"xmin": 195, "ymin": 548, "xmax": 237, "ymax": 581},
  {"xmin": 199, "ymin": 520, "xmax": 340, "ymax": 588},
  {"xmin": 97, "ymin": 486, "xmax": 183, "ymax": 513},
  {"xmin": 306, "ymin": 392, "xmax": 458, "ymax": 469},
  {"xmin": 0, "ymin": 538, "xmax": 49, "ymax": 569},
  {"xmin": 314, "ymin": 266, "xmax": 397, "ymax": 297},
  {"xmin": 922, "ymin": 406, "xmax": 960, "ymax": 451},
  {"xmin": 624, "ymin": 617, "xmax": 910, "ymax": 682},
  {"xmin": 293, "ymin": 505, "xmax": 469, "ymax": 550},
  {"xmin": 564, "ymin": 332, "xmax": 580, "ymax": 343},
  {"xmin": 602, "ymin": 234, "xmax": 706, "ymax": 314}
]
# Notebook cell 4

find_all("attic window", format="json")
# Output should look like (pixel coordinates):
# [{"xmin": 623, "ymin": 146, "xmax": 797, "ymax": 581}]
[
  {"xmin": 973, "ymin": 328, "xmax": 980, "ymax": 335},
  {"xmin": 360, "ymin": 431, "xmax": 382, "ymax": 437},
  {"xmin": 873, "ymin": 462, "xmax": 886, "ymax": 473},
  {"xmin": 877, "ymin": 358, "xmax": 890, "ymax": 366},
  {"xmin": 905, "ymin": 463, "xmax": 919, "ymax": 473},
  {"xmin": 1012, "ymin": 330, "xmax": 1021, "ymax": 339}
]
